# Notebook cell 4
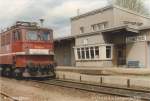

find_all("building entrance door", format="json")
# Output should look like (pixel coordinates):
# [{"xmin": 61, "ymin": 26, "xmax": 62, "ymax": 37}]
[
  {"xmin": 116, "ymin": 44, "xmax": 126, "ymax": 66},
  {"xmin": 63, "ymin": 46, "xmax": 71, "ymax": 66}
]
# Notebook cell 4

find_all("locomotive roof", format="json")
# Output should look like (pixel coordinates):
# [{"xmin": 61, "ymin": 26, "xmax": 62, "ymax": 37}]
[{"xmin": 0, "ymin": 21, "xmax": 52, "ymax": 34}]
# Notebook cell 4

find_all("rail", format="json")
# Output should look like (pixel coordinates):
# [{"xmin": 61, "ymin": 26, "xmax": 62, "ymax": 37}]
[
  {"xmin": 30, "ymin": 79, "xmax": 150, "ymax": 101},
  {"xmin": 0, "ymin": 92, "xmax": 19, "ymax": 101}
]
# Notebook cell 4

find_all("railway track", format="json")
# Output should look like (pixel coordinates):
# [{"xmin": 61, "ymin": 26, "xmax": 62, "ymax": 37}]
[
  {"xmin": 0, "ymin": 92, "xmax": 19, "ymax": 101},
  {"xmin": 31, "ymin": 79, "xmax": 150, "ymax": 101}
]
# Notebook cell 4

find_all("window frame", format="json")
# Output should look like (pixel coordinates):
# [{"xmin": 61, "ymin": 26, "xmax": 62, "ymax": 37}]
[
  {"xmin": 91, "ymin": 22, "xmax": 108, "ymax": 32},
  {"xmin": 106, "ymin": 46, "xmax": 112, "ymax": 59},
  {"xmin": 5, "ymin": 33, "xmax": 10, "ymax": 44},
  {"xmin": 26, "ymin": 30, "xmax": 51, "ymax": 41},
  {"xmin": 80, "ymin": 26, "xmax": 84, "ymax": 34},
  {"xmin": 77, "ymin": 48, "xmax": 81, "ymax": 60},
  {"xmin": 1, "ymin": 34, "xmax": 5, "ymax": 46},
  {"xmin": 95, "ymin": 46, "xmax": 99, "ymax": 59},
  {"xmin": 13, "ymin": 30, "xmax": 21, "ymax": 41},
  {"xmin": 85, "ymin": 47, "xmax": 90, "ymax": 59},
  {"xmin": 81, "ymin": 48, "xmax": 85, "ymax": 59},
  {"xmin": 91, "ymin": 24, "xmax": 97, "ymax": 31},
  {"xmin": 75, "ymin": 44, "xmax": 113, "ymax": 61}
]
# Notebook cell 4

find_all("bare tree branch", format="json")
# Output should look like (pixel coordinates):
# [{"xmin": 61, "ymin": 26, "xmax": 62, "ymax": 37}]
[{"xmin": 107, "ymin": 0, "xmax": 149, "ymax": 16}]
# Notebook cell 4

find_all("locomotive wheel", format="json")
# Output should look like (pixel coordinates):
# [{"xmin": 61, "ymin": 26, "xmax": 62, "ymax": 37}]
[
  {"xmin": 4, "ymin": 67, "xmax": 12, "ymax": 77},
  {"xmin": 13, "ymin": 69, "xmax": 23, "ymax": 79},
  {"xmin": 0, "ymin": 66, "xmax": 3, "ymax": 76}
]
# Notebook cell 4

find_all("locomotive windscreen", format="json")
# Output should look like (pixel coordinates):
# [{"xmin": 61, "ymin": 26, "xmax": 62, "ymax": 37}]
[{"xmin": 26, "ymin": 30, "xmax": 51, "ymax": 41}]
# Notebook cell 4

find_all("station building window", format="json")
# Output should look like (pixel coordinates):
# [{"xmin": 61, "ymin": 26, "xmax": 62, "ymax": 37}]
[
  {"xmin": 90, "ymin": 47, "xmax": 94, "ymax": 59},
  {"xmin": 80, "ymin": 27, "xmax": 84, "ymax": 34},
  {"xmin": 75, "ymin": 44, "xmax": 112, "ymax": 60},
  {"xmin": 104, "ymin": 22, "xmax": 108, "ymax": 29},
  {"xmin": 95, "ymin": 46, "xmax": 99, "ymax": 59},
  {"xmin": 91, "ymin": 24, "xmax": 97, "ymax": 31},
  {"xmin": 77, "ymin": 48, "xmax": 81, "ymax": 59},
  {"xmin": 91, "ymin": 22, "xmax": 108, "ymax": 32},
  {"xmin": 81, "ymin": 48, "xmax": 85, "ymax": 59},
  {"xmin": 106, "ymin": 46, "xmax": 111, "ymax": 58},
  {"xmin": 85, "ymin": 47, "xmax": 90, "ymax": 59}
]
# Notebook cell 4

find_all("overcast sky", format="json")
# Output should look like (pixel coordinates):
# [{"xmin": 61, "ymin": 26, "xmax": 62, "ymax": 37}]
[{"xmin": 0, "ymin": 0, "xmax": 150, "ymax": 38}]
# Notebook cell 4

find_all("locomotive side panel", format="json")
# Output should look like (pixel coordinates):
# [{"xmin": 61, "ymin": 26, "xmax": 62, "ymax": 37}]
[{"xmin": 0, "ymin": 31, "xmax": 13, "ymax": 65}]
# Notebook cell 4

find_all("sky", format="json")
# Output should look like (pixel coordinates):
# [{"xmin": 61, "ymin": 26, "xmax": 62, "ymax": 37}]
[{"xmin": 0, "ymin": 0, "xmax": 150, "ymax": 38}]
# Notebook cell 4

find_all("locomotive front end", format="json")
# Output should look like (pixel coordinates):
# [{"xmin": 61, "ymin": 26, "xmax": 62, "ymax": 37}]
[
  {"xmin": 11, "ymin": 22, "xmax": 56, "ymax": 78},
  {"xmin": 21, "ymin": 28, "xmax": 55, "ymax": 78},
  {"xmin": 0, "ymin": 21, "xmax": 56, "ymax": 78}
]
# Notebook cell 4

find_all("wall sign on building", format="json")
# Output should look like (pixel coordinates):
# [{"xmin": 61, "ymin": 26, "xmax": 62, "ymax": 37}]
[{"xmin": 126, "ymin": 35, "xmax": 146, "ymax": 43}]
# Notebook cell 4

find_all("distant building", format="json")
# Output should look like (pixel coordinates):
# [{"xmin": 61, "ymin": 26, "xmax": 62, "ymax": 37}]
[{"xmin": 55, "ymin": 5, "xmax": 150, "ymax": 68}]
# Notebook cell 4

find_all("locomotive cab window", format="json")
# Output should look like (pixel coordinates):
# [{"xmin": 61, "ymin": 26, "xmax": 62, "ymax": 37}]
[
  {"xmin": 13, "ymin": 30, "xmax": 21, "ymax": 41},
  {"xmin": 42, "ymin": 32, "xmax": 49, "ymax": 41},
  {"xmin": 26, "ymin": 31, "xmax": 38, "ymax": 41},
  {"xmin": 1, "ymin": 35, "xmax": 5, "ymax": 46},
  {"xmin": 26, "ymin": 30, "xmax": 51, "ymax": 41}
]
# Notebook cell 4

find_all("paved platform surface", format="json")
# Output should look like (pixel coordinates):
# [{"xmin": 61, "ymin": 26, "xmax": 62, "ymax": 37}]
[{"xmin": 56, "ymin": 66, "xmax": 150, "ymax": 75}]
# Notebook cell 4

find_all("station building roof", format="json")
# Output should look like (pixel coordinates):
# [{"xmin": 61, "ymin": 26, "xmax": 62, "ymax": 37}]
[
  {"xmin": 71, "ymin": 5, "xmax": 150, "ymax": 21},
  {"xmin": 74, "ymin": 25, "xmax": 139, "ymax": 38},
  {"xmin": 54, "ymin": 25, "xmax": 150, "ymax": 41},
  {"xmin": 139, "ymin": 26, "xmax": 150, "ymax": 30},
  {"xmin": 54, "ymin": 35, "xmax": 75, "ymax": 42}
]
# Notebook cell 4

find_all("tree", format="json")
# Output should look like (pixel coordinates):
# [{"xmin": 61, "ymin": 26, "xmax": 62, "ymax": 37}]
[{"xmin": 107, "ymin": 0, "xmax": 149, "ymax": 16}]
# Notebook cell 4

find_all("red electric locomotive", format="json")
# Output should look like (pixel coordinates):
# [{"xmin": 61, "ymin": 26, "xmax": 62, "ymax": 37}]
[{"xmin": 0, "ymin": 21, "xmax": 55, "ymax": 78}]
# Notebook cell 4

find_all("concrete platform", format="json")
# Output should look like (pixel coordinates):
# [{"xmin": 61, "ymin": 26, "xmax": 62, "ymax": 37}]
[
  {"xmin": 56, "ymin": 66, "xmax": 150, "ymax": 89},
  {"xmin": 56, "ymin": 66, "xmax": 150, "ymax": 75},
  {"xmin": 56, "ymin": 71, "xmax": 150, "ymax": 89}
]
